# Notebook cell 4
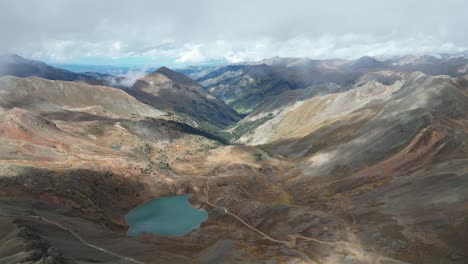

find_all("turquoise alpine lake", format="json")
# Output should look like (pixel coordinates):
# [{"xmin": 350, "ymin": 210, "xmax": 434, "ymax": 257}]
[{"xmin": 125, "ymin": 194, "xmax": 208, "ymax": 236}]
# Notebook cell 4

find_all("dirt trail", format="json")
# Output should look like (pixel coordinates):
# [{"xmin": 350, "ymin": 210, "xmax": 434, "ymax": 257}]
[
  {"xmin": 203, "ymin": 179, "xmax": 357, "ymax": 250},
  {"xmin": 201, "ymin": 179, "xmax": 414, "ymax": 263},
  {"xmin": 0, "ymin": 212, "xmax": 144, "ymax": 264}
]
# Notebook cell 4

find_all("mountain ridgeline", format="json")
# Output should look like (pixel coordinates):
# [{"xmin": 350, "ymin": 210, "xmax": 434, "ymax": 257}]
[
  {"xmin": 128, "ymin": 66, "xmax": 240, "ymax": 130},
  {"xmin": 181, "ymin": 55, "xmax": 468, "ymax": 115}
]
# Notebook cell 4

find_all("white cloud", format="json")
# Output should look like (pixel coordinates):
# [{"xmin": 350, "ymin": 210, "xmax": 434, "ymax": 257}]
[
  {"xmin": 2, "ymin": 0, "xmax": 467, "ymax": 65},
  {"xmin": 176, "ymin": 45, "xmax": 206, "ymax": 63},
  {"xmin": 118, "ymin": 66, "xmax": 149, "ymax": 87},
  {"xmin": 17, "ymin": 34, "xmax": 468, "ymax": 66},
  {"xmin": 171, "ymin": 34, "xmax": 467, "ymax": 64},
  {"xmin": 111, "ymin": 41, "xmax": 121, "ymax": 54}
]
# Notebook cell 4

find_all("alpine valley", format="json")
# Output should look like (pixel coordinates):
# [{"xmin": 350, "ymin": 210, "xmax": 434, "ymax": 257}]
[{"xmin": 0, "ymin": 53, "xmax": 467, "ymax": 264}]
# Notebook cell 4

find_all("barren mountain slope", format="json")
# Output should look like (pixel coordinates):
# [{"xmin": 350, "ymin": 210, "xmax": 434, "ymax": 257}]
[
  {"xmin": 129, "ymin": 67, "xmax": 240, "ymax": 130},
  {"xmin": 1, "ymin": 76, "xmax": 363, "ymax": 263},
  {"xmin": 0, "ymin": 65, "xmax": 467, "ymax": 263},
  {"xmin": 234, "ymin": 72, "xmax": 468, "ymax": 263}
]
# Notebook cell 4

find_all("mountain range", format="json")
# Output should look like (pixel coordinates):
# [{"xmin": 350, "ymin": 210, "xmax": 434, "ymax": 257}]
[
  {"xmin": 0, "ymin": 53, "xmax": 467, "ymax": 264},
  {"xmin": 180, "ymin": 55, "xmax": 468, "ymax": 115}
]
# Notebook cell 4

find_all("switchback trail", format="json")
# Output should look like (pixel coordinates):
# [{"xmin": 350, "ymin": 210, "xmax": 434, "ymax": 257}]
[{"xmin": 0, "ymin": 212, "xmax": 144, "ymax": 264}]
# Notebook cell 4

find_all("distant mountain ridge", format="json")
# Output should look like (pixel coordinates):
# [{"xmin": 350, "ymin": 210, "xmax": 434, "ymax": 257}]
[
  {"xmin": 0, "ymin": 54, "xmax": 240, "ymax": 131},
  {"xmin": 0, "ymin": 54, "xmax": 93, "ymax": 81},
  {"xmin": 0, "ymin": 54, "xmax": 124, "ymax": 87},
  {"xmin": 180, "ymin": 54, "xmax": 468, "ymax": 114}
]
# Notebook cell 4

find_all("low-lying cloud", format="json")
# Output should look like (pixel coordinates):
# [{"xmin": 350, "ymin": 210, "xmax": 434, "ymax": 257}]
[{"xmin": 118, "ymin": 66, "xmax": 150, "ymax": 87}]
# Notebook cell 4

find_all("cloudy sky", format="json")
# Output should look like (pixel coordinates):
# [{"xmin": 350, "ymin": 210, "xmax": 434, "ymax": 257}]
[{"xmin": 1, "ymin": 0, "xmax": 467, "ymax": 66}]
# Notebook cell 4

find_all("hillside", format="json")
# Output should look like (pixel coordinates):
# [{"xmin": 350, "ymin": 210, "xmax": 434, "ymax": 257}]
[
  {"xmin": 232, "ymin": 73, "xmax": 468, "ymax": 263},
  {"xmin": 0, "ymin": 57, "xmax": 467, "ymax": 264},
  {"xmin": 129, "ymin": 67, "xmax": 240, "ymax": 130}
]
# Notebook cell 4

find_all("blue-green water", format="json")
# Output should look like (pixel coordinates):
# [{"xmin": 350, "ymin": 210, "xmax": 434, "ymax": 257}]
[{"xmin": 125, "ymin": 194, "xmax": 208, "ymax": 236}]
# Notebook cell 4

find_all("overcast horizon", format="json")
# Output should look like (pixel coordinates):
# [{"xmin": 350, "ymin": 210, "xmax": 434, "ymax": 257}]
[{"xmin": 1, "ymin": 0, "xmax": 467, "ymax": 67}]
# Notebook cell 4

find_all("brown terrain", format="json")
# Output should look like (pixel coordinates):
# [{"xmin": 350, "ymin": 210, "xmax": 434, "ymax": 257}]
[
  {"xmin": 129, "ymin": 66, "xmax": 240, "ymax": 130},
  {"xmin": 0, "ymin": 56, "xmax": 467, "ymax": 264}
]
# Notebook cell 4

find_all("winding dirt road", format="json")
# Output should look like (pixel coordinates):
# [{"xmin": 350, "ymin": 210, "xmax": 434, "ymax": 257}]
[{"xmin": 202, "ymin": 179, "xmax": 359, "ymax": 250}]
